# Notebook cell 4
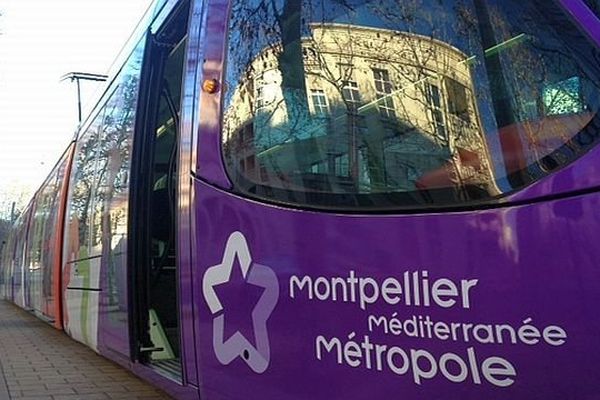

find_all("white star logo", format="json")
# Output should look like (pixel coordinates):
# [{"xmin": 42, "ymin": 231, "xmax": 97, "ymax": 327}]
[{"xmin": 202, "ymin": 231, "xmax": 279, "ymax": 373}]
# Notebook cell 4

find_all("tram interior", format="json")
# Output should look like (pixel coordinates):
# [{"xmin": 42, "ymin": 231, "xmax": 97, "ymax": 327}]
[{"xmin": 145, "ymin": 1, "xmax": 188, "ymax": 377}]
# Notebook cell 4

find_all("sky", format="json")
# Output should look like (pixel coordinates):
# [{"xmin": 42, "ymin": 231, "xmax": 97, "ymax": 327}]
[{"xmin": 0, "ymin": 0, "xmax": 154, "ymax": 217}]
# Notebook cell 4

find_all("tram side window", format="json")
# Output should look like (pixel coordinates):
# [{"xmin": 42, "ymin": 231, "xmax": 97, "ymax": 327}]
[
  {"xmin": 151, "ymin": 38, "xmax": 184, "ymax": 197},
  {"xmin": 12, "ymin": 214, "xmax": 28, "ymax": 286},
  {"xmin": 40, "ymin": 160, "xmax": 68, "ymax": 299},
  {"xmin": 97, "ymin": 47, "xmax": 145, "ymax": 316},
  {"xmin": 29, "ymin": 180, "xmax": 58, "ymax": 304},
  {"xmin": 23, "ymin": 178, "xmax": 58, "ymax": 314},
  {"xmin": 26, "ymin": 198, "xmax": 43, "ymax": 271},
  {"xmin": 92, "ymin": 70, "xmax": 143, "ymax": 253},
  {"xmin": 222, "ymin": 0, "xmax": 600, "ymax": 210},
  {"xmin": 25, "ymin": 196, "xmax": 45, "ymax": 309},
  {"xmin": 64, "ymin": 40, "xmax": 145, "ymax": 318},
  {"xmin": 65, "ymin": 113, "xmax": 104, "ymax": 262}
]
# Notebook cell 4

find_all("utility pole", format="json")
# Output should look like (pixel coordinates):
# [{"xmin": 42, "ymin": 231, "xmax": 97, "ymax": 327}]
[{"xmin": 60, "ymin": 72, "xmax": 108, "ymax": 124}]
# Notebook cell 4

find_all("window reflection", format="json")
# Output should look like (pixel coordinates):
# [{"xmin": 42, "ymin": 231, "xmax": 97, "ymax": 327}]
[
  {"xmin": 68, "ymin": 115, "xmax": 103, "ymax": 262},
  {"xmin": 223, "ymin": 0, "xmax": 600, "ymax": 209},
  {"xmin": 12, "ymin": 212, "xmax": 29, "ymax": 303},
  {"xmin": 23, "ymin": 154, "xmax": 69, "ymax": 317},
  {"xmin": 64, "ymin": 40, "xmax": 144, "ymax": 325}
]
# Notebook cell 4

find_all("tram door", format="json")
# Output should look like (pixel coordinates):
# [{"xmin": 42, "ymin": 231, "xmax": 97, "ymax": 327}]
[{"xmin": 130, "ymin": 0, "xmax": 189, "ymax": 379}]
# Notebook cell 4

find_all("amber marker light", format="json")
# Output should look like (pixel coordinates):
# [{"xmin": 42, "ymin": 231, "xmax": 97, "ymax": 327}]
[{"xmin": 203, "ymin": 78, "xmax": 220, "ymax": 94}]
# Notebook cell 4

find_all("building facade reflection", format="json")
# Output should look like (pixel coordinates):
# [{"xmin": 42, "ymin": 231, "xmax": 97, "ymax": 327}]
[{"xmin": 223, "ymin": 23, "xmax": 499, "ymax": 199}]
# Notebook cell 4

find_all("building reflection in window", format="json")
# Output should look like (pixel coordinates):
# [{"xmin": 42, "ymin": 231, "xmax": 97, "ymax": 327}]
[
  {"xmin": 224, "ymin": 23, "xmax": 497, "ymax": 198},
  {"xmin": 222, "ymin": 0, "xmax": 600, "ymax": 209}
]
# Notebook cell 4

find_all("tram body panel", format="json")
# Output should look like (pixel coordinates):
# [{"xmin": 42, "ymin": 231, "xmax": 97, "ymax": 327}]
[
  {"xmin": 192, "ymin": 3, "xmax": 600, "ymax": 393},
  {"xmin": 22, "ymin": 146, "xmax": 74, "ymax": 325},
  {"xmin": 193, "ymin": 179, "xmax": 600, "ymax": 399}
]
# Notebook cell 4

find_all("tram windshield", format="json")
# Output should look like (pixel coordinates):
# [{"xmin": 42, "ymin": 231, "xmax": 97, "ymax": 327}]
[{"xmin": 222, "ymin": 0, "xmax": 600, "ymax": 210}]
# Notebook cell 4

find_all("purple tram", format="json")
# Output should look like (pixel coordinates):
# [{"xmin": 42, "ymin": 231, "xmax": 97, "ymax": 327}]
[{"xmin": 2, "ymin": 0, "xmax": 600, "ymax": 398}]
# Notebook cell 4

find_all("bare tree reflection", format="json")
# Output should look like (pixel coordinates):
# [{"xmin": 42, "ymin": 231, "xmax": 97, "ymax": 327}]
[{"xmin": 223, "ymin": 0, "xmax": 600, "ymax": 207}]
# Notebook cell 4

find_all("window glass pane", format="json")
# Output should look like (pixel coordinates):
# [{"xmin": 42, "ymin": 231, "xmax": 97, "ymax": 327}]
[
  {"xmin": 25, "ymin": 157, "xmax": 66, "ymax": 317},
  {"xmin": 223, "ymin": 0, "xmax": 600, "ymax": 210},
  {"xmin": 64, "ymin": 39, "xmax": 144, "ymax": 327},
  {"xmin": 96, "ymin": 44, "xmax": 144, "ymax": 318},
  {"xmin": 65, "ymin": 112, "xmax": 104, "ymax": 262},
  {"xmin": 26, "ymin": 199, "xmax": 43, "ymax": 311}
]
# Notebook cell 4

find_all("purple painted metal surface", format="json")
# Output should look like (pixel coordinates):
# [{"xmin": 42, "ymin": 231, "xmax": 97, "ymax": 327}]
[
  {"xmin": 560, "ymin": 0, "xmax": 600, "ymax": 47},
  {"xmin": 14, "ymin": 206, "xmax": 33, "ymax": 310},
  {"xmin": 176, "ymin": 0, "xmax": 206, "ymax": 387},
  {"xmin": 195, "ymin": 0, "xmax": 232, "ymax": 190},
  {"xmin": 193, "ymin": 178, "xmax": 600, "ymax": 399}
]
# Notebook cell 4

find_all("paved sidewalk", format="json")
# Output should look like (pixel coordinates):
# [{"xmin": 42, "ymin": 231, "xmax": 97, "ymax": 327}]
[{"xmin": 0, "ymin": 301, "xmax": 171, "ymax": 400}]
